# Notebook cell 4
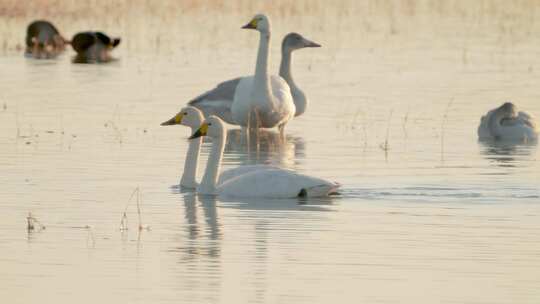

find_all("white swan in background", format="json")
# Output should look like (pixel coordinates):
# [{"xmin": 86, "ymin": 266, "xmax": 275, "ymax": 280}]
[
  {"xmin": 279, "ymin": 33, "xmax": 320, "ymax": 117},
  {"xmin": 161, "ymin": 106, "xmax": 275, "ymax": 189},
  {"xmin": 189, "ymin": 115, "xmax": 340, "ymax": 198},
  {"xmin": 478, "ymin": 102, "xmax": 538, "ymax": 141},
  {"xmin": 231, "ymin": 14, "xmax": 296, "ymax": 134},
  {"xmin": 188, "ymin": 32, "xmax": 320, "ymax": 122}
]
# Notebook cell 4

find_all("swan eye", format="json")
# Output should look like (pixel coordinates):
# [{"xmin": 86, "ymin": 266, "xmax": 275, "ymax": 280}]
[
  {"xmin": 183, "ymin": 112, "xmax": 187, "ymax": 115},
  {"xmin": 208, "ymin": 123, "xmax": 212, "ymax": 126}
]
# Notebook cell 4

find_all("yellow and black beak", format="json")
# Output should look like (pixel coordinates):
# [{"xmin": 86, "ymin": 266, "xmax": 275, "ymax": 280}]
[
  {"xmin": 189, "ymin": 123, "xmax": 209, "ymax": 139},
  {"xmin": 241, "ymin": 18, "xmax": 258, "ymax": 30},
  {"xmin": 160, "ymin": 113, "xmax": 183, "ymax": 126}
]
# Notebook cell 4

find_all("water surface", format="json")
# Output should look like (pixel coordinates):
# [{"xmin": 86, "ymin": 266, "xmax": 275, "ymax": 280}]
[{"xmin": 1, "ymin": 2, "xmax": 539, "ymax": 303}]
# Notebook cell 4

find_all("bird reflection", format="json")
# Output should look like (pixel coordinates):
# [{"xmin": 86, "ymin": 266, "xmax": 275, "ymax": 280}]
[
  {"xmin": 216, "ymin": 195, "xmax": 334, "ymax": 303},
  {"xmin": 478, "ymin": 139, "xmax": 537, "ymax": 168},
  {"xmin": 209, "ymin": 128, "xmax": 306, "ymax": 170},
  {"xmin": 218, "ymin": 196, "xmax": 335, "ymax": 212},
  {"xmin": 175, "ymin": 193, "xmax": 222, "ymax": 261},
  {"xmin": 172, "ymin": 193, "xmax": 222, "ymax": 303}
]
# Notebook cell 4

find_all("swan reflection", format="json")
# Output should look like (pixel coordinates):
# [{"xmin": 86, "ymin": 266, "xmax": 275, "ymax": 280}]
[
  {"xmin": 478, "ymin": 139, "xmax": 537, "ymax": 168},
  {"xmin": 173, "ymin": 193, "xmax": 221, "ymax": 260},
  {"xmin": 207, "ymin": 128, "xmax": 306, "ymax": 170},
  {"xmin": 218, "ymin": 195, "xmax": 335, "ymax": 212},
  {"xmin": 169, "ymin": 193, "xmax": 222, "ymax": 303}
]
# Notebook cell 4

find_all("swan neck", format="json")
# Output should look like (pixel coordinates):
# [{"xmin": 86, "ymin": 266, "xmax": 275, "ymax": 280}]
[
  {"xmin": 199, "ymin": 131, "xmax": 226, "ymax": 194},
  {"xmin": 254, "ymin": 31, "xmax": 271, "ymax": 95},
  {"xmin": 280, "ymin": 49, "xmax": 306, "ymax": 116},
  {"xmin": 180, "ymin": 135, "xmax": 201, "ymax": 188},
  {"xmin": 279, "ymin": 49, "xmax": 295, "ymax": 86}
]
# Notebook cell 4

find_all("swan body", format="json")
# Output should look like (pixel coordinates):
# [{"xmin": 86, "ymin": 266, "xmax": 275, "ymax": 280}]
[
  {"xmin": 190, "ymin": 115, "xmax": 340, "ymax": 198},
  {"xmin": 218, "ymin": 168, "xmax": 339, "ymax": 198},
  {"xmin": 478, "ymin": 102, "xmax": 538, "ymax": 141},
  {"xmin": 161, "ymin": 106, "xmax": 276, "ymax": 188},
  {"xmin": 231, "ymin": 75, "xmax": 295, "ymax": 128},
  {"xmin": 188, "ymin": 33, "xmax": 320, "ymax": 123}
]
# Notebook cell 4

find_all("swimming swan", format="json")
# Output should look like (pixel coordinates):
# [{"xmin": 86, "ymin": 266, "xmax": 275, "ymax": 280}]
[
  {"xmin": 161, "ymin": 106, "xmax": 277, "ymax": 189},
  {"xmin": 189, "ymin": 115, "xmax": 340, "ymax": 198},
  {"xmin": 478, "ymin": 102, "xmax": 538, "ymax": 141},
  {"xmin": 188, "ymin": 32, "xmax": 321, "ymax": 122}
]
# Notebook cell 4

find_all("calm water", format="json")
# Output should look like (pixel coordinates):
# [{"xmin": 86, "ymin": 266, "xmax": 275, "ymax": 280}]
[{"xmin": 1, "ymin": 2, "xmax": 540, "ymax": 303}]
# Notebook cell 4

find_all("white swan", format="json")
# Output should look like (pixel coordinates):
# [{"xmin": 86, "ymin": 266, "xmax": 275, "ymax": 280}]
[
  {"xmin": 478, "ymin": 102, "xmax": 538, "ymax": 141},
  {"xmin": 189, "ymin": 115, "xmax": 340, "ymax": 198},
  {"xmin": 188, "ymin": 32, "xmax": 320, "ymax": 122},
  {"xmin": 231, "ymin": 14, "xmax": 296, "ymax": 134},
  {"xmin": 161, "ymin": 106, "xmax": 277, "ymax": 189},
  {"xmin": 279, "ymin": 33, "xmax": 321, "ymax": 117}
]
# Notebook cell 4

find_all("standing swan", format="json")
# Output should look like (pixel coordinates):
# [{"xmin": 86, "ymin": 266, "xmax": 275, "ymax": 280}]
[
  {"xmin": 188, "ymin": 32, "xmax": 321, "ymax": 121},
  {"xmin": 231, "ymin": 14, "xmax": 296, "ymax": 134},
  {"xmin": 190, "ymin": 116, "xmax": 340, "ymax": 198},
  {"xmin": 478, "ymin": 102, "xmax": 538, "ymax": 141},
  {"xmin": 279, "ymin": 33, "xmax": 320, "ymax": 117},
  {"xmin": 161, "ymin": 106, "xmax": 277, "ymax": 189}
]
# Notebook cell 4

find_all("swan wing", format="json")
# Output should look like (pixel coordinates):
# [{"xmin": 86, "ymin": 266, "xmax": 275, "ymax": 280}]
[
  {"xmin": 218, "ymin": 168, "xmax": 339, "ymax": 198},
  {"xmin": 270, "ymin": 75, "xmax": 296, "ymax": 123},
  {"xmin": 478, "ymin": 112, "xmax": 492, "ymax": 139},
  {"xmin": 231, "ymin": 75, "xmax": 295, "ymax": 128},
  {"xmin": 218, "ymin": 164, "xmax": 279, "ymax": 185},
  {"xmin": 188, "ymin": 78, "xmax": 241, "ymax": 124},
  {"xmin": 231, "ymin": 76, "xmax": 255, "ymax": 126},
  {"xmin": 517, "ymin": 111, "xmax": 537, "ymax": 129}
]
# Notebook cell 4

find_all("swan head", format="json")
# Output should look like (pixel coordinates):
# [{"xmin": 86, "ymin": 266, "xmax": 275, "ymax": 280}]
[
  {"xmin": 189, "ymin": 116, "xmax": 225, "ymax": 140},
  {"xmin": 160, "ymin": 106, "xmax": 204, "ymax": 129},
  {"xmin": 282, "ymin": 33, "xmax": 321, "ymax": 53},
  {"xmin": 241, "ymin": 14, "xmax": 271, "ymax": 33}
]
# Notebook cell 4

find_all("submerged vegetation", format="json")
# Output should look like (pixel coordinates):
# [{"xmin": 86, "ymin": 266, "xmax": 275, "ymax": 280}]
[
  {"xmin": 120, "ymin": 187, "xmax": 150, "ymax": 232},
  {"xmin": 26, "ymin": 212, "xmax": 45, "ymax": 231}
]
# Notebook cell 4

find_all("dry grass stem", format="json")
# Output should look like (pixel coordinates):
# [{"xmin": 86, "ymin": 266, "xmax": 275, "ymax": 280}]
[
  {"xmin": 26, "ymin": 212, "xmax": 46, "ymax": 231},
  {"xmin": 120, "ymin": 187, "xmax": 150, "ymax": 231},
  {"xmin": 441, "ymin": 98, "xmax": 454, "ymax": 162}
]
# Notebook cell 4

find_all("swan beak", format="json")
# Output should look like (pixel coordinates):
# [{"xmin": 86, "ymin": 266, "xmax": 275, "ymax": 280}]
[
  {"xmin": 189, "ymin": 123, "xmax": 208, "ymax": 139},
  {"xmin": 160, "ymin": 113, "xmax": 183, "ymax": 126},
  {"xmin": 304, "ymin": 38, "xmax": 321, "ymax": 48},
  {"xmin": 242, "ymin": 18, "xmax": 258, "ymax": 29}
]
